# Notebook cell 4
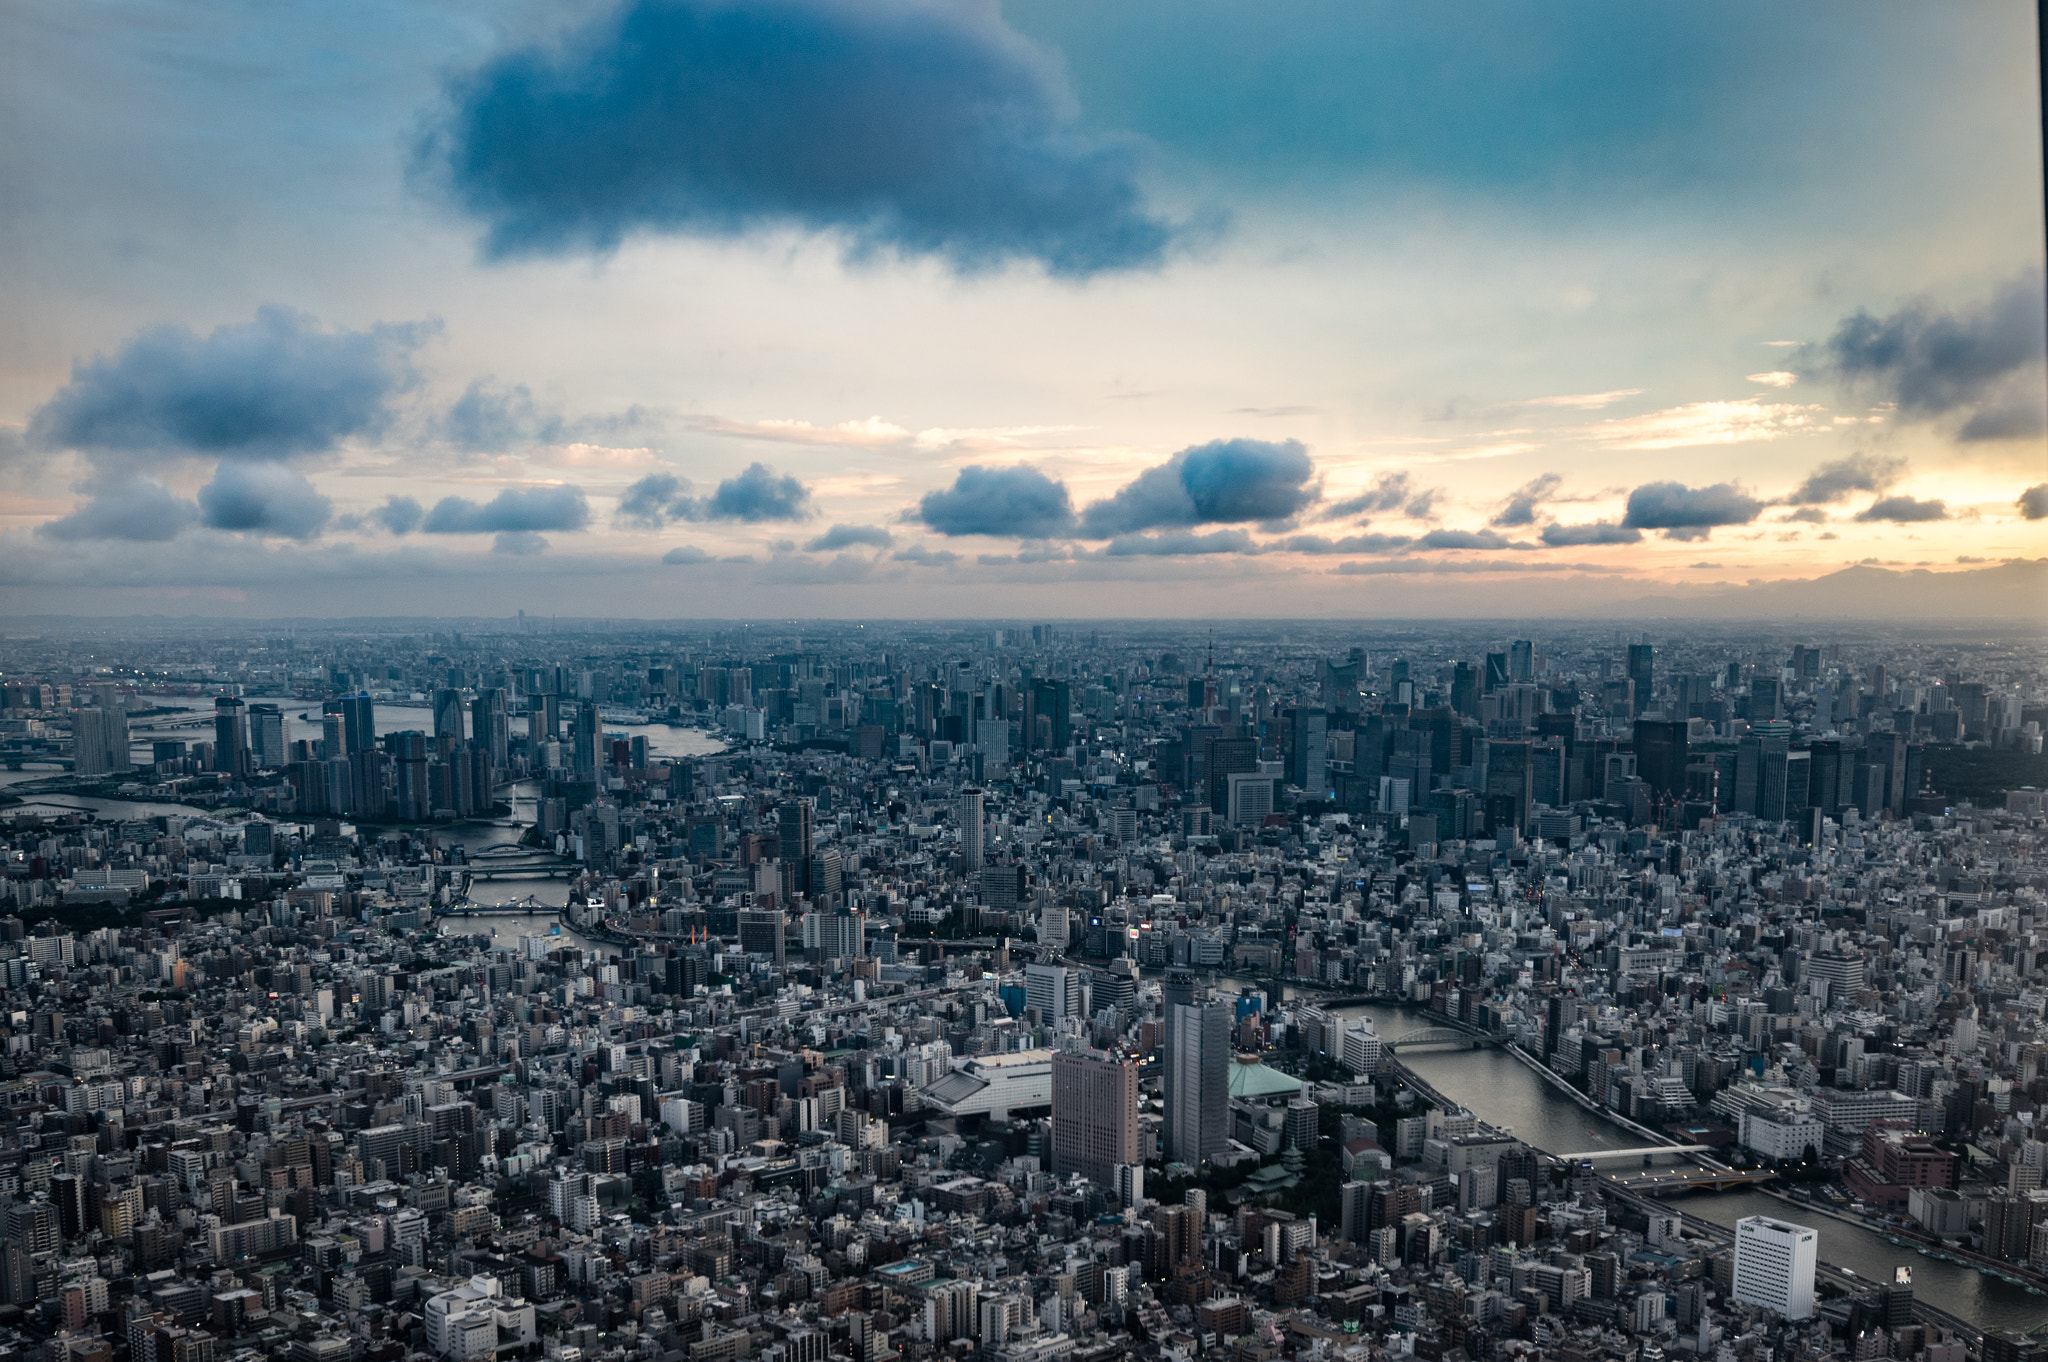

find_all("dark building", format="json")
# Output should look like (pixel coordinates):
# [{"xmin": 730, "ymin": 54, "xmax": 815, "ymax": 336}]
[
  {"xmin": 1626, "ymin": 644, "xmax": 1654, "ymax": 716},
  {"xmin": 1633, "ymin": 719, "xmax": 1689, "ymax": 799}
]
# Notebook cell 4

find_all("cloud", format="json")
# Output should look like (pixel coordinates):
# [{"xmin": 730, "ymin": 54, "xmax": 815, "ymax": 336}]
[
  {"xmin": 807, "ymin": 524, "xmax": 894, "ymax": 551},
  {"xmin": 1746, "ymin": 371, "xmax": 1798, "ymax": 388},
  {"xmin": 1490, "ymin": 472, "xmax": 1562, "ymax": 527},
  {"xmin": 421, "ymin": 0, "xmax": 1176, "ymax": 278},
  {"xmin": 1327, "ymin": 471, "xmax": 1422, "ymax": 517},
  {"xmin": 1103, "ymin": 528, "xmax": 1255, "ymax": 556},
  {"xmin": 2018, "ymin": 484, "xmax": 2048, "ymax": 520},
  {"xmin": 1539, "ymin": 521, "xmax": 1641, "ymax": 546},
  {"xmin": 1812, "ymin": 271, "xmax": 2046, "ymax": 441},
  {"xmin": 917, "ymin": 464, "xmax": 1077, "ymax": 537},
  {"xmin": 1333, "ymin": 558, "xmax": 1611, "ymax": 576},
  {"xmin": 442, "ymin": 378, "xmax": 565, "ymax": 450},
  {"xmin": 196, "ymin": 462, "xmax": 333, "ymax": 540},
  {"xmin": 893, "ymin": 544, "xmax": 960, "ymax": 566},
  {"xmin": 1584, "ymin": 398, "xmax": 1823, "ymax": 450},
  {"xmin": 36, "ymin": 479, "xmax": 198, "ymax": 542},
  {"xmin": 28, "ymin": 305, "xmax": 423, "ymax": 466},
  {"xmin": 1784, "ymin": 451, "xmax": 1906, "ymax": 505},
  {"xmin": 422, "ymin": 484, "xmax": 591, "ymax": 533},
  {"xmin": 661, "ymin": 545, "xmax": 712, "ymax": 565},
  {"xmin": 1622, "ymin": 481, "xmax": 1763, "ymax": 540},
  {"xmin": 1519, "ymin": 389, "xmax": 1641, "ymax": 409},
  {"xmin": 493, "ymin": 531, "xmax": 550, "ymax": 554},
  {"xmin": 702, "ymin": 463, "xmax": 812, "ymax": 521},
  {"xmin": 374, "ymin": 495, "xmax": 423, "ymax": 535},
  {"xmin": 1414, "ymin": 528, "xmax": 1527, "ymax": 550},
  {"xmin": 616, "ymin": 472, "xmax": 696, "ymax": 528},
  {"xmin": 1854, "ymin": 495, "xmax": 1949, "ymax": 524},
  {"xmin": 1271, "ymin": 532, "xmax": 1412, "ymax": 554},
  {"xmin": 1080, "ymin": 437, "xmax": 1316, "ymax": 536},
  {"xmin": 1779, "ymin": 507, "xmax": 1829, "ymax": 524}
]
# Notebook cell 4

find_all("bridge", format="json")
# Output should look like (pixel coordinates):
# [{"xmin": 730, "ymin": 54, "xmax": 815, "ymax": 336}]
[
  {"xmin": 1387, "ymin": 1026, "xmax": 1491, "ymax": 1051},
  {"xmin": 1553, "ymin": 1144, "xmax": 1713, "ymax": 1162},
  {"xmin": 1605, "ymin": 1167, "xmax": 1779, "ymax": 1194}
]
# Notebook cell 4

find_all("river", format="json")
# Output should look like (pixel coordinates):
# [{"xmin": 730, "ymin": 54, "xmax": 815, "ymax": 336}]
[{"xmin": 1310, "ymin": 997, "xmax": 2047, "ymax": 1333}]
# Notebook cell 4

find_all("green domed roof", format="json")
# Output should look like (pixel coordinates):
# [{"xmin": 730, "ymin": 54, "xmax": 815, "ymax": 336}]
[{"xmin": 1226, "ymin": 1053, "xmax": 1304, "ymax": 1100}]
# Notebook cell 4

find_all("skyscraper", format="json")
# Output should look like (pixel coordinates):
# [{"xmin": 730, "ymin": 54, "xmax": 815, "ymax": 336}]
[
  {"xmin": 1626, "ymin": 644, "xmax": 1655, "ymax": 717},
  {"xmin": 213, "ymin": 697, "xmax": 251, "ymax": 776},
  {"xmin": 957, "ymin": 789, "xmax": 984, "ymax": 866},
  {"xmin": 432, "ymin": 688, "xmax": 466, "ymax": 746},
  {"xmin": 1732, "ymin": 1216, "xmax": 1816, "ymax": 1320},
  {"xmin": 1163, "ymin": 978, "xmax": 1231, "ymax": 1164},
  {"xmin": 1025, "ymin": 963, "xmax": 1079, "ymax": 1022},
  {"xmin": 779, "ymin": 799, "xmax": 815, "ymax": 896},
  {"xmin": 1633, "ymin": 719, "xmax": 1689, "ymax": 800},
  {"xmin": 248, "ymin": 703, "xmax": 287, "ymax": 770},
  {"xmin": 471, "ymin": 688, "xmax": 511, "ymax": 768},
  {"xmin": 1050, "ymin": 1049, "xmax": 1138, "ymax": 1191},
  {"xmin": 70, "ymin": 706, "xmax": 130, "ymax": 776}
]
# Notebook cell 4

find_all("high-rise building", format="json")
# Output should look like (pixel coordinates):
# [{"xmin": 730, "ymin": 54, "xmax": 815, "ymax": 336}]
[
  {"xmin": 1731, "ymin": 1216, "xmax": 1816, "ymax": 1320},
  {"xmin": 957, "ymin": 789, "xmax": 984, "ymax": 866},
  {"xmin": 470, "ymin": 689, "xmax": 511, "ymax": 768},
  {"xmin": 432, "ymin": 689, "xmax": 466, "ymax": 746},
  {"xmin": 248, "ymin": 703, "xmax": 287, "ymax": 770},
  {"xmin": 1633, "ymin": 719, "xmax": 1689, "ymax": 799},
  {"xmin": 1282, "ymin": 707, "xmax": 1327, "ymax": 794},
  {"xmin": 1024, "ymin": 963, "xmax": 1079, "ymax": 1022},
  {"xmin": 1164, "ymin": 981, "xmax": 1231, "ymax": 1164},
  {"xmin": 974, "ymin": 718, "xmax": 1010, "ymax": 768},
  {"xmin": 325, "ymin": 693, "xmax": 376, "ymax": 755},
  {"xmin": 737, "ymin": 909, "xmax": 785, "ymax": 965},
  {"xmin": 213, "ymin": 697, "xmax": 251, "ymax": 776},
  {"xmin": 70, "ymin": 706, "xmax": 131, "ymax": 776},
  {"xmin": 1050, "ymin": 1049, "xmax": 1138, "ymax": 1191},
  {"xmin": 571, "ymin": 702, "xmax": 599, "ymax": 780},
  {"xmin": 779, "ymin": 799, "xmax": 815, "ymax": 896},
  {"xmin": 1508, "ymin": 640, "xmax": 1535, "ymax": 682},
  {"xmin": 1626, "ymin": 644, "xmax": 1655, "ymax": 717}
]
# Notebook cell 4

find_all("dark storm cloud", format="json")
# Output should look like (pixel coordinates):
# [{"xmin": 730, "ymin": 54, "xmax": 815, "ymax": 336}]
[
  {"xmin": 27, "ymin": 306, "xmax": 424, "ymax": 464},
  {"xmin": 807, "ymin": 524, "xmax": 893, "ymax": 551},
  {"xmin": 1622, "ymin": 481, "xmax": 1762, "ymax": 540},
  {"xmin": 703, "ymin": 463, "xmax": 812, "ymax": 521},
  {"xmin": 917, "ymin": 464, "xmax": 1077, "ymax": 538},
  {"xmin": 1489, "ymin": 472, "xmax": 1561, "ymax": 527},
  {"xmin": 2019, "ymin": 485, "xmax": 2048, "ymax": 520},
  {"xmin": 1103, "ymin": 528, "xmax": 1254, "ymax": 556},
  {"xmin": 421, "ymin": 0, "xmax": 1176, "ymax": 277},
  {"xmin": 36, "ymin": 480, "xmax": 198, "ymax": 542},
  {"xmin": 1811, "ymin": 271, "xmax": 2047, "ymax": 442},
  {"xmin": 1784, "ymin": 451, "xmax": 1905, "ymax": 505},
  {"xmin": 1080, "ymin": 438, "xmax": 1316, "ymax": 536},
  {"xmin": 422, "ymin": 484, "xmax": 591, "ymax": 534},
  {"xmin": 1539, "ymin": 521, "xmax": 1641, "ymax": 546},
  {"xmin": 1854, "ymin": 495, "xmax": 1949, "ymax": 524},
  {"xmin": 196, "ymin": 463, "xmax": 333, "ymax": 540}
]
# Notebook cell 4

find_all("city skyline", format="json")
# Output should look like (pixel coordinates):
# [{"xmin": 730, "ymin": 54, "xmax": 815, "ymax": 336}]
[{"xmin": 4, "ymin": 0, "xmax": 2046, "ymax": 619}]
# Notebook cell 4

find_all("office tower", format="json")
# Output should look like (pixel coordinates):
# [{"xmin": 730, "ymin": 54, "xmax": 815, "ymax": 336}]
[
  {"xmin": 391, "ymin": 732, "xmax": 430, "ymax": 820},
  {"xmin": 1734, "ymin": 735, "xmax": 1789, "ymax": 819},
  {"xmin": 321, "ymin": 759, "xmax": 353, "ymax": 815},
  {"xmin": 70, "ymin": 706, "xmax": 131, "ymax": 776},
  {"xmin": 213, "ymin": 697, "xmax": 251, "ymax": 776},
  {"xmin": 1626, "ymin": 644, "xmax": 1655, "ymax": 716},
  {"xmin": 1483, "ymin": 652, "xmax": 1509, "ymax": 693},
  {"xmin": 1281, "ymin": 707, "xmax": 1327, "ymax": 793},
  {"xmin": 1876, "ymin": 1269, "xmax": 1913, "ymax": 1331},
  {"xmin": 1040, "ymin": 900, "xmax": 1069, "ymax": 952},
  {"xmin": 805, "ymin": 904, "xmax": 863, "ymax": 962},
  {"xmin": 1633, "ymin": 719, "xmax": 1689, "ymax": 799},
  {"xmin": 1024, "ymin": 963, "xmax": 1079, "ymax": 1021},
  {"xmin": 432, "ymin": 688, "xmax": 466, "ymax": 746},
  {"xmin": 337, "ymin": 693, "xmax": 376, "ymax": 754},
  {"xmin": 1163, "ymin": 975, "xmax": 1230, "ymax": 1164},
  {"xmin": 1508, "ymin": 640, "xmax": 1534, "ymax": 682},
  {"xmin": 571, "ymin": 702, "xmax": 599, "ymax": 779},
  {"xmin": 778, "ymin": 799, "xmax": 815, "ymax": 896},
  {"xmin": 738, "ymin": 909, "xmax": 786, "ymax": 965},
  {"xmin": 470, "ymin": 688, "xmax": 510, "ymax": 767},
  {"xmin": 1051, "ymin": 1049, "xmax": 1139, "ymax": 1191},
  {"xmin": 248, "ymin": 703, "xmax": 286, "ymax": 770},
  {"xmin": 1204, "ymin": 736, "xmax": 1257, "ymax": 813},
  {"xmin": 321, "ymin": 714, "xmax": 346, "ymax": 760},
  {"xmin": 1485, "ymin": 740, "xmax": 1533, "ymax": 834},
  {"xmin": 1029, "ymin": 679, "xmax": 1071, "ymax": 751},
  {"xmin": 975, "ymin": 718, "xmax": 1010, "ymax": 768},
  {"xmin": 1731, "ymin": 1216, "xmax": 1816, "ymax": 1320},
  {"xmin": 1450, "ymin": 662, "xmax": 1478, "ymax": 718},
  {"xmin": 1320, "ymin": 656, "xmax": 1363, "ymax": 713},
  {"xmin": 957, "ymin": 789, "xmax": 984, "ymax": 866}
]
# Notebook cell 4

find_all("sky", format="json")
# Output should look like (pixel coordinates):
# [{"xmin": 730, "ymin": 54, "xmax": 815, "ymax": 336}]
[{"xmin": 2, "ymin": 0, "xmax": 2045, "ymax": 619}]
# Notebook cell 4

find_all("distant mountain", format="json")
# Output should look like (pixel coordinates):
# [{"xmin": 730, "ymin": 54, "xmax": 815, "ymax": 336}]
[{"xmin": 1610, "ymin": 559, "xmax": 2048, "ymax": 621}]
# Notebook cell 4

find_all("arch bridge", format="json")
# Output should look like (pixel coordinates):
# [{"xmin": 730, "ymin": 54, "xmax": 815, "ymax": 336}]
[{"xmin": 1387, "ymin": 1026, "xmax": 1490, "ymax": 1051}]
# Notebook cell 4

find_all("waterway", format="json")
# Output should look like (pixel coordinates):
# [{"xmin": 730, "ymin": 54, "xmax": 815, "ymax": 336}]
[{"xmin": 1308, "ymin": 997, "xmax": 2047, "ymax": 1333}]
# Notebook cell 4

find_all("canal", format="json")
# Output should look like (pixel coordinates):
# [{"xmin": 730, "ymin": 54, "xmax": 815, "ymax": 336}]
[{"xmin": 1319, "ymin": 999, "xmax": 2047, "ymax": 1334}]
